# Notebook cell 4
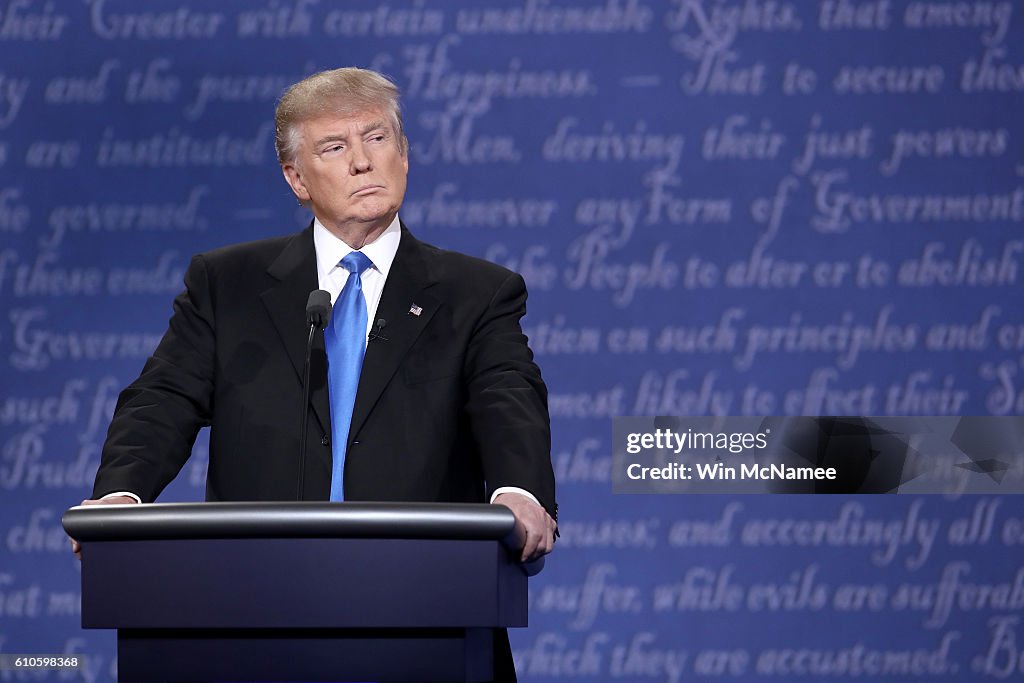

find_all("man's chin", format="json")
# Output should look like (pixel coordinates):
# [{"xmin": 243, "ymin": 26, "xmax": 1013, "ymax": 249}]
[{"xmin": 348, "ymin": 209, "xmax": 398, "ymax": 232}]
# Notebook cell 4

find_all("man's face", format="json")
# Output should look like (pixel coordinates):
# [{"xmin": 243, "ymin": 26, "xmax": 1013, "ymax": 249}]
[{"xmin": 282, "ymin": 108, "xmax": 408, "ymax": 237}]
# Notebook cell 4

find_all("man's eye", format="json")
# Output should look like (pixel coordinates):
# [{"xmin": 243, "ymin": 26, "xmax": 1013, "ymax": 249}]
[{"xmin": 324, "ymin": 144, "xmax": 344, "ymax": 154}]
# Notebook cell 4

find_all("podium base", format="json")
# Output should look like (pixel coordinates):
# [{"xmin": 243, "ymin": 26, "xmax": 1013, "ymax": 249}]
[{"xmin": 118, "ymin": 627, "xmax": 493, "ymax": 683}]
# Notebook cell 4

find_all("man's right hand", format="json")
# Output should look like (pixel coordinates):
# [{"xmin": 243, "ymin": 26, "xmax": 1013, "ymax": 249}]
[{"xmin": 70, "ymin": 496, "xmax": 139, "ymax": 560}]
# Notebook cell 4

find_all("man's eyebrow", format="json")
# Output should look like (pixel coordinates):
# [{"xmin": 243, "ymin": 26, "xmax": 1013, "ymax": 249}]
[
  {"xmin": 312, "ymin": 121, "xmax": 388, "ymax": 149},
  {"xmin": 313, "ymin": 133, "xmax": 347, "ymax": 148},
  {"xmin": 359, "ymin": 119, "xmax": 388, "ymax": 135}
]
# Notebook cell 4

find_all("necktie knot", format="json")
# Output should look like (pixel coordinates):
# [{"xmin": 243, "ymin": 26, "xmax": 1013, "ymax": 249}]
[{"xmin": 341, "ymin": 251, "xmax": 373, "ymax": 277}]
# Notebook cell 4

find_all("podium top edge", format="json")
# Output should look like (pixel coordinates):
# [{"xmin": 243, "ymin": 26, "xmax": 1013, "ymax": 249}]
[{"xmin": 62, "ymin": 501, "xmax": 517, "ymax": 543}]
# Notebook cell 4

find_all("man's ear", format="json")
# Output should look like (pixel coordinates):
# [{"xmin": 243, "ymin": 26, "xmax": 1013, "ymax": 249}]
[{"xmin": 281, "ymin": 163, "xmax": 310, "ymax": 203}]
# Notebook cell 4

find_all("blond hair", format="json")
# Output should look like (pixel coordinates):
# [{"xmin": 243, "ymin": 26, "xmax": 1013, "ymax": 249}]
[{"xmin": 274, "ymin": 67, "xmax": 407, "ymax": 165}]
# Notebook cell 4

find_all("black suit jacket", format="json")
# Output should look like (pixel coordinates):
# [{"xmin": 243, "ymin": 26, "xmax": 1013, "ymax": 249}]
[
  {"xmin": 94, "ymin": 224, "xmax": 556, "ymax": 518},
  {"xmin": 94, "ymin": 224, "xmax": 547, "ymax": 682}
]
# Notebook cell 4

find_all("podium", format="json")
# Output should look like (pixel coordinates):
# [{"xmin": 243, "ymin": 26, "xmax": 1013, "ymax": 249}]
[{"xmin": 62, "ymin": 502, "xmax": 534, "ymax": 683}]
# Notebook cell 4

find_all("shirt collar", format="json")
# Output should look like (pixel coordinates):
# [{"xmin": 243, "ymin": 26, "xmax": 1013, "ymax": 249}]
[{"xmin": 313, "ymin": 214, "xmax": 401, "ymax": 279}]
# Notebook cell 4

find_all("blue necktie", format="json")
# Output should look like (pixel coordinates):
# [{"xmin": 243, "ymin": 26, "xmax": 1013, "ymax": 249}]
[{"xmin": 325, "ymin": 251, "xmax": 373, "ymax": 501}]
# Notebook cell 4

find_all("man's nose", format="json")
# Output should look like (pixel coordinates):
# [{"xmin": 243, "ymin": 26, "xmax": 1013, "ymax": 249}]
[{"xmin": 349, "ymin": 142, "xmax": 372, "ymax": 174}]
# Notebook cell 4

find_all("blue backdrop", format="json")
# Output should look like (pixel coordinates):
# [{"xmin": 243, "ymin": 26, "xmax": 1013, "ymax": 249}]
[{"xmin": 2, "ymin": 1, "xmax": 1023, "ymax": 681}]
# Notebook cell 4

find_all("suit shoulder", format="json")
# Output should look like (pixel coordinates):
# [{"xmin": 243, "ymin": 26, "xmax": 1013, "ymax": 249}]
[
  {"xmin": 199, "ymin": 232, "xmax": 296, "ymax": 263},
  {"xmin": 195, "ymin": 231, "xmax": 299, "ymax": 273},
  {"xmin": 417, "ymin": 238, "xmax": 521, "ymax": 287}
]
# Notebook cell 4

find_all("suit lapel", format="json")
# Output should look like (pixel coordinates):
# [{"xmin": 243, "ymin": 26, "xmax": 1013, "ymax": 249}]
[
  {"xmin": 260, "ymin": 226, "xmax": 332, "ymax": 435},
  {"xmin": 349, "ymin": 227, "xmax": 438, "ymax": 440}
]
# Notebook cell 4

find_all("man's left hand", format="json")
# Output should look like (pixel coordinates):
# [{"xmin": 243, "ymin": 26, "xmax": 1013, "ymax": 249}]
[{"xmin": 493, "ymin": 492, "xmax": 557, "ymax": 562}]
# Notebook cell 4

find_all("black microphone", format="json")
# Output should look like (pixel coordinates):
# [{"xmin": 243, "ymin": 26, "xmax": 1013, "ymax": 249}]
[
  {"xmin": 298, "ymin": 290, "xmax": 331, "ymax": 500},
  {"xmin": 306, "ymin": 289, "xmax": 332, "ymax": 329},
  {"xmin": 368, "ymin": 318, "xmax": 388, "ymax": 342}
]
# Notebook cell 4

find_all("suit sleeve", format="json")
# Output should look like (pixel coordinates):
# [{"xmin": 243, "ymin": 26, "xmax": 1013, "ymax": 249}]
[
  {"xmin": 463, "ymin": 271, "xmax": 556, "ymax": 519},
  {"xmin": 92, "ymin": 254, "xmax": 216, "ymax": 503}
]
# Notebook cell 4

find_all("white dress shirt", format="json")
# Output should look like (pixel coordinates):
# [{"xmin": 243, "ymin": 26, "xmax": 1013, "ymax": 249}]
[{"xmin": 313, "ymin": 214, "xmax": 400, "ymax": 343}]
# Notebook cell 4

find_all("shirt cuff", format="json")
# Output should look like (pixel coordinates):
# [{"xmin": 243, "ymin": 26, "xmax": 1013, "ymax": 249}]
[
  {"xmin": 101, "ymin": 491, "xmax": 142, "ymax": 504},
  {"xmin": 490, "ymin": 487, "xmax": 540, "ymax": 507}
]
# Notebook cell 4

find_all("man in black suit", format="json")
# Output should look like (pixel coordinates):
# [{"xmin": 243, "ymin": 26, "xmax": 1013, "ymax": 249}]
[{"xmin": 71, "ymin": 67, "xmax": 556, "ymax": 680}]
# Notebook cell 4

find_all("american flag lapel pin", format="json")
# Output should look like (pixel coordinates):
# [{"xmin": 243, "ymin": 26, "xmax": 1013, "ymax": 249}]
[{"xmin": 408, "ymin": 303, "xmax": 423, "ymax": 316}]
